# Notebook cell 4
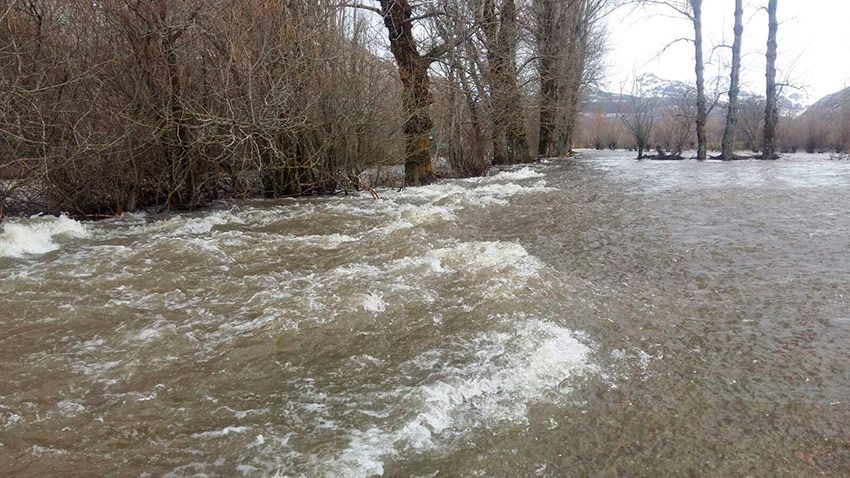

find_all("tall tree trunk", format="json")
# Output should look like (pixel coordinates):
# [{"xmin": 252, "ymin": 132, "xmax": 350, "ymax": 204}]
[
  {"xmin": 762, "ymin": 0, "xmax": 779, "ymax": 160},
  {"xmin": 692, "ymin": 0, "xmax": 707, "ymax": 161},
  {"xmin": 460, "ymin": 71, "xmax": 488, "ymax": 172},
  {"xmin": 435, "ymin": 7, "xmax": 487, "ymax": 176},
  {"xmin": 484, "ymin": 0, "xmax": 529, "ymax": 165},
  {"xmin": 379, "ymin": 0, "xmax": 436, "ymax": 186},
  {"xmin": 721, "ymin": 0, "xmax": 744, "ymax": 161},
  {"xmin": 558, "ymin": 83, "xmax": 582, "ymax": 154},
  {"xmin": 498, "ymin": 0, "xmax": 529, "ymax": 164},
  {"xmin": 482, "ymin": 0, "xmax": 507, "ymax": 164},
  {"xmin": 537, "ymin": 70, "xmax": 558, "ymax": 157},
  {"xmin": 557, "ymin": 6, "xmax": 588, "ymax": 156},
  {"xmin": 535, "ymin": 0, "xmax": 562, "ymax": 158}
]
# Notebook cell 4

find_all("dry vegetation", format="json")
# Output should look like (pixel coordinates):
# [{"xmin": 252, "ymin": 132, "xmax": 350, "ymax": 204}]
[
  {"xmin": 0, "ymin": 0, "xmax": 608, "ymax": 217},
  {"xmin": 1, "ymin": 0, "xmax": 845, "ymax": 217},
  {"xmin": 575, "ymin": 0, "xmax": 850, "ymax": 158},
  {"xmin": 575, "ymin": 92, "xmax": 850, "ymax": 157}
]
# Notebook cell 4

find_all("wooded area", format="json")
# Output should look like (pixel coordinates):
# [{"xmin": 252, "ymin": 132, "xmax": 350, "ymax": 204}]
[
  {"xmin": 585, "ymin": 0, "xmax": 849, "ymax": 160},
  {"xmin": 0, "ymin": 0, "xmax": 608, "ymax": 216},
  {"xmin": 1, "ymin": 0, "xmax": 847, "ymax": 217}
]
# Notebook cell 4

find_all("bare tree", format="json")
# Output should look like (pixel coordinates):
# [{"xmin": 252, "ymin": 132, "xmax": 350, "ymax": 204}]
[
  {"xmin": 1, "ymin": 0, "xmax": 632, "ymax": 217},
  {"xmin": 721, "ymin": 0, "xmax": 743, "ymax": 161},
  {"xmin": 1, "ymin": 1, "xmax": 411, "ymax": 215},
  {"xmin": 738, "ymin": 96, "xmax": 766, "ymax": 152},
  {"xmin": 534, "ymin": 0, "xmax": 570, "ymax": 157},
  {"xmin": 761, "ymin": 0, "xmax": 779, "ymax": 159},
  {"xmin": 655, "ymin": 86, "xmax": 696, "ymax": 158},
  {"xmin": 433, "ymin": 2, "xmax": 489, "ymax": 176},
  {"xmin": 535, "ymin": 0, "xmax": 611, "ymax": 157},
  {"xmin": 481, "ymin": 0, "xmax": 529, "ymax": 165},
  {"xmin": 621, "ymin": 76, "xmax": 657, "ymax": 159},
  {"xmin": 371, "ymin": 0, "xmax": 443, "ymax": 185},
  {"xmin": 641, "ymin": 0, "xmax": 707, "ymax": 160}
]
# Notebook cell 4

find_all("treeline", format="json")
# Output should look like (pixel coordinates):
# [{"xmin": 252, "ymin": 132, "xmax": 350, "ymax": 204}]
[
  {"xmin": 0, "ymin": 0, "xmax": 611, "ymax": 217},
  {"xmin": 580, "ymin": 0, "xmax": 848, "ymax": 158},
  {"xmin": 603, "ymin": 0, "xmax": 784, "ymax": 160},
  {"xmin": 578, "ymin": 94, "xmax": 850, "ymax": 155}
]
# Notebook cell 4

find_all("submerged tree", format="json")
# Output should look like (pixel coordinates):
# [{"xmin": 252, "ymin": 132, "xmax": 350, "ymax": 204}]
[
  {"xmin": 761, "ymin": 0, "xmax": 779, "ymax": 159},
  {"xmin": 534, "ymin": 0, "xmax": 571, "ymax": 157},
  {"xmin": 433, "ymin": 1, "xmax": 490, "ymax": 177},
  {"xmin": 371, "ymin": 0, "xmax": 444, "ymax": 186},
  {"xmin": 721, "ymin": 0, "xmax": 744, "ymax": 161},
  {"xmin": 482, "ymin": 0, "xmax": 529, "ymax": 165},
  {"xmin": 621, "ymin": 76, "xmax": 658, "ymax": 159},
  {"xmin": 656, "ymin": 86, "xmax": 697, "ymax": 158},
  {"xmin": 738, "ymin": 96, "xmax": 766, "ymax": 152},
  {"xmin": 642, "ymin": 0, "xmax": 707, "ymax": 160},
  {"xmin": 535, "ymin": 0, "xmax": 610, "ymax": 157}
]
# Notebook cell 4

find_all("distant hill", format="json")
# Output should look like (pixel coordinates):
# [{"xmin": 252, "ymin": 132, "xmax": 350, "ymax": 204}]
[
  {"xmin": 804, "ymin": 86, "xmax": 850, "ymax": 115},
  {"xmin": 583, "ymin": 74, "xmax": 690, "ymax": 115},
  {"xmin": 584, "ymin": 75, "xmax": 807, "ymax": 117}
]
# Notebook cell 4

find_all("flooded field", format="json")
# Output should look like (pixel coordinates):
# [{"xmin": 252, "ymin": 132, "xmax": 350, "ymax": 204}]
[{"xmin": 1, "ymin": 151, "xmax": 849, "ymax": 476}]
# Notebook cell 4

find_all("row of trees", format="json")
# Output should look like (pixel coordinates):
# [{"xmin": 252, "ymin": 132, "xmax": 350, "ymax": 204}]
[
  {"xmin": 609, "ymin": 0, "xmax": 848, "ymax": 157},
  {"xmin": 0, "ymin": 0, "xmax": 614, "ymax": 217},
  {"xmin": 631, "ymin": 0, "xmax": 781, "ymax": 160},
  {"xmin": 580, "ymin": 96, "xmax": 850, "ymax": 156}
]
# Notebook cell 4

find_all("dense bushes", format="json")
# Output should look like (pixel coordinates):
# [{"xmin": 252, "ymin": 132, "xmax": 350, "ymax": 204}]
[{"xmin": 1, "ymin": 1, "xmax": 404, "ymax": 216}]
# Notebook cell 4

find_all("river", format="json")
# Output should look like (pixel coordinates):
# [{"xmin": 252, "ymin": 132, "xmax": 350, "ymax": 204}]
[{"xmin": 1, "ymin": 151, "xmax": 849, "ymax": 476}]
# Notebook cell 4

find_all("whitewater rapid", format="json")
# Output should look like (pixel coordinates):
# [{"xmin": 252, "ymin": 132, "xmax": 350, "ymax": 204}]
[
  {"xmin": 7, "ymin": 153, "xmax": 849, "ymax": 476},
  {"xmin": 0, "ymin": 165, "xmax": 605, "ymax": 476},
  {"xmin": 0, "ymin": 214, "xmax": 91, "ymax": 258}
]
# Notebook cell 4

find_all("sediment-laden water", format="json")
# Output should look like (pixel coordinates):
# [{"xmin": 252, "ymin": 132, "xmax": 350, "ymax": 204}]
[{"xmin": 1, "ymin": 151, "xmax": 849, "ymax": 476}]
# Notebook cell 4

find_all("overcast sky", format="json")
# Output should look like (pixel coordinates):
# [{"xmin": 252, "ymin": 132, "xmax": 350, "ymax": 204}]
[{"xmin": 604, "ymin": 0, "xmax": 850, "ymax": 104}]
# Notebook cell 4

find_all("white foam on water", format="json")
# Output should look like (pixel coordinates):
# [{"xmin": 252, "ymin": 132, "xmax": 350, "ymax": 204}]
[
  {"xmin": 397, "ymin": 203, "xmax": 456, "ymax": 223},
  {"xmin": 472, "ymin": 180, "xmax": 554, "ymax": 198},
  {"xmin": 330, "ymin": 428, "xmax": 398, "ymax": 478},
  {"xmin": 146, "ymin": 209, "xmax": 245, "ymax": 236},
  {"xmin": 219, "ymin": 314, "xmax": 282, "ymax": 334},
  {"xmin": 237, "ymin": 464, "xmax": 259, "ymax": 476},
  {"xmin": 369, "ymin": 219, "xmax": 414, "ymax": 235},
  {"xmin": 464, "ymin": 166, "xmax": 546, "ymax": 183},
  {"xmin": 72, "ymin": 360, "xmax": 120, "ymax": 378},
  {"xmin": 78, "ymin": 337, "xmax": 106, "ymax": 353},
  {"xmin": 30, "ymin": 444, "xmax": 69, "ymax": 456},
  {"xmin": 57, "ymin": 400, "xmax": 85, "ymax": 417},
  {"xmin": 364, "ymin": 202, "xmax": 456, "ymax": 235},
  {"xmin": 327, "ymin": 202, "xmax": 384, "ymax": 217},
  {"xmin": 134, "ymin": 326, "xmax": 162, "ymax": 342},
  {"xmin": 384, "ymin": 183, "xmax": 468, "ymax": 202},
  {"xmin": 491, "ymin": 167, "xmax": 546, "ymax": 181},
  {"xmin": 0, "ymin": 214, "xmax": 90, "ymax": 258},
  {"xmin": 370, "ymin": 241, "xmax": 541, "ymax": 280},
  {"xmin": 126, "ymin": 316, "xmax": 180, "ymax": 345},
  {"xmin": 429, "ymin": 241, "xmax": 543, "ymax": 277},
  {"xmin": 310, "ymin": 241, "xmax": 546, "ymax": 317},
  {"xmin": 333, "ymin": 263, "xmax": 384, "ymax": 278},
  {"xmin": 362, "ymin": 293, "xmax": 387, "ymax": 313},
  {"xmin": 192, "ymin": 425, "xmax": 252, "ymax": 439},
  {"xmin": 281, "ymin": 233, "xmax": 358, "ymax": 249},
  {"xmin": 323, "ymin": 318, "xmax": 595, "ymax": 478},
  {"xmin": 383, "ymin": 178, "xmax": 551, "ymax": 208}
]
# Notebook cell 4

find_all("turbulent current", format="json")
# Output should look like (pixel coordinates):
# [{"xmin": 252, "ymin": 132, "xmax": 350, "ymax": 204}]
[{"xmin": 1, "ymin": 151, "xmax": 849, "ymax": 476}]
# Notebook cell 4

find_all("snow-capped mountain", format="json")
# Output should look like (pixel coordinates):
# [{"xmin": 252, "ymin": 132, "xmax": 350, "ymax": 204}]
[
  {"xmin": 804, "ymin": 86, "xmax": 850, "ymax": 115},
  {"xmin": 583, "ymin": 74, "xmax": 808, "ymax": 117}
]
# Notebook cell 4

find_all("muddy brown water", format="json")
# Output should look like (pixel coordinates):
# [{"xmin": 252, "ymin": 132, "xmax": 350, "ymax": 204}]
[{"xmin": 1, "ymin": 150, "xmax": 849, "ymax": 477}]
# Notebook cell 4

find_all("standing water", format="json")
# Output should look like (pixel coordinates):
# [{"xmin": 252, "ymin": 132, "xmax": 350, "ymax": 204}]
[{"xmin": 1, "ymin": 151, "xmax": 849, "ymax": 476}]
